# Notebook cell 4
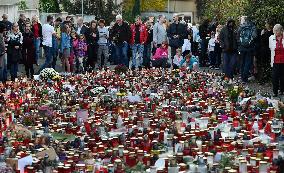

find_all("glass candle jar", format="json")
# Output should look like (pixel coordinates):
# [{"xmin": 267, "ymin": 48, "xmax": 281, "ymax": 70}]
[
  {"xmin": 259, "ymin": 161, "xmax": 268, "ymax": 173},
  {"xmin": 239, "ymin": 160, "xmax": 247, "ymax": 173}
]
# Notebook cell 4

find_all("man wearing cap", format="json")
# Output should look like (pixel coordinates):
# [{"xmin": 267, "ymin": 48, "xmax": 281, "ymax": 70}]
[{"xmin": 110, "ymin": 15, "xmax": 131, "ymax": 67}]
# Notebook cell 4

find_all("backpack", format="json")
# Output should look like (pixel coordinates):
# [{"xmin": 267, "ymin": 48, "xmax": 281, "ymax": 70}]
[{"xmin": 239, "ymin": 25, "xmax": 255, "ymax": 47}]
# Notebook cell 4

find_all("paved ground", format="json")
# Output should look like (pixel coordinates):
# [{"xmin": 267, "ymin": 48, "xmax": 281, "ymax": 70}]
[{"xmin": 12, "ymin": 54, "xmax": 283, "ymax": 101}]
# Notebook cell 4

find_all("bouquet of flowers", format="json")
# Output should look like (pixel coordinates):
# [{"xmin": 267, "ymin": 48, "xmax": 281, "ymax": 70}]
[
  {"xmin": 114, "ymin": 64, "xmax": 128, "ymax": 75},
  {"xmin": 39, "ymin": 68, "xmax": 61, "ymax": 80},
  {"xmin": 227, "ymin": 85, "xmax": 243, "ymax": 102}
]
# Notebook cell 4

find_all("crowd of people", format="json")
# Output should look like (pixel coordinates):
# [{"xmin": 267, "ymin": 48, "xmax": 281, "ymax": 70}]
[{"xmin": 0, "ymin": 13, "xmax": 284, "ymax": 96}]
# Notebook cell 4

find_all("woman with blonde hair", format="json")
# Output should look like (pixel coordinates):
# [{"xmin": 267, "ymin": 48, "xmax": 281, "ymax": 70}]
[
  {"xmin": 31, "ymin": 15, "xmax": 42, "ymax": 65},
  {"xmin": 269, "ymin": 24, "xmax": 284, "ymax": 97}
]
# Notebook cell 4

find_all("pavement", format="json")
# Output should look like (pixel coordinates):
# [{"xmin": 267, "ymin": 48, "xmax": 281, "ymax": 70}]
[{"xmin": 11, "ymin": 53, "xmax": 283, "ymax": 101}]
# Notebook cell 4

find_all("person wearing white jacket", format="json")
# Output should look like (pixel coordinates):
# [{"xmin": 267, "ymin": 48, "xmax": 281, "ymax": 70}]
[
  {"xmin": 269, "ymin": 24, "xmax": 284, "ymax": 97},
  {"xmin": 182, "ymin": 34, "xmax": 191, "ymax": 57},
  {"xmin": 208, "ymin": 32, "xmax": 216, "ymax": 68}
]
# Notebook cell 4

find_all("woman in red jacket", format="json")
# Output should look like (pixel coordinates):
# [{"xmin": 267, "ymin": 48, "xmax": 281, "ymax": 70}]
[
  {"xmin": 31, "ymin": 15, "xmax": 42, "ymax": 65},
  {"xmin": 130, "ymin": 16, "xmax": 148, "ymax": 70},
  {"xmin": 269, "ymin": 24, "xmax": 284, "ymax": 97}
]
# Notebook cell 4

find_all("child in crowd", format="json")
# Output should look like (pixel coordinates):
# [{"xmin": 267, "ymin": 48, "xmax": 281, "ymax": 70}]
[
  {"xmin": 152, "ymin": 41, "xmax": 170, "ymax": 68},
  {"xmin": 22, "ymin": 22, "xmax": 36, "ymax": 78},
  {"xmin": 173, "ymin": 48, "xmax": 183, "ymax": 69},
  {"xmin": 70, "ymin": 31, "xmax": 78, "ymax": 73},
  {"xmin": 182, "ymin": 34, "xmax": 192, "ymax": 57},
  {"xmin": 76, "ymin": 34, "xmax": 88, "ymax": 73},
  {"xmin": 180, "ymin": 52, "xmax": 199, "ymax": 71},
  {"xmin": 208, "ymin": 32, "xmax": 216, "ymax": 69}
]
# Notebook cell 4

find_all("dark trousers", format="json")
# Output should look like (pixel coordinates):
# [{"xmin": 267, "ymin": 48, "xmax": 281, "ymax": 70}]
[
  {"xmin": 25, "ymin": 64, "xmax": 34, "ymax": 78},
  {"xmin": 240, "ymin": 51, "xmax": 254, "ymax": 82},
  {"xmin": 200, "ymin": 39, "xmax": 208, "ymax": 66},
  {"xmin": 214, "ymin": 43, "xmax": 222, "ymax": 67},
  {"xmin": 87, "ymin": 44, "xmax": 97, "ymax": 71},
  {"xmin": 209, "ymin": 51, "xmax": 215, "ymax": 66},
  {"xmin": 170, "ymin": 47, "xmax": 178, "ymax": 59},
  {"xmin": 152, "ymin": 58, "xmax": 170, "ymax": 68},
  {"xmin": 272, "ymin": 63, "xmax": 284, "ymax": 95},
  {"xmin": 10, "ymin": 63, "xmax": 18, "ymax": 81},
  {"xmin": 143, "ymin": 43, "xmax": 151, "ymax": 68}
]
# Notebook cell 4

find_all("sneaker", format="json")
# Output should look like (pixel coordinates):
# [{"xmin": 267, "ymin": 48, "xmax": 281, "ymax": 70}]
[
  {"xmin": 138, "ymin": 66, "xmax": 142, "ymax": 71},
  {"xmin": 131, "ymin": 66, "xmax": 135, "ymax": 71}
]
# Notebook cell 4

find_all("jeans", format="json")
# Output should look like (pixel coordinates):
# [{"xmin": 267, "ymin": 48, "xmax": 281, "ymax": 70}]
[
  {"xmin": 272, "ymin": 63, "xmax": 284, "ymax": 95},
  {"xmin": 10, "ymin": 63, "xmax": 18, "ymax": 81},
  {"xmin": 131, "ymin": 44, "xmax": 144, "ymax": 68},
  {"xmin": 240, "ymin": 51, "xmax": 254, "ymax": 82},
  {"xmin": 52, "ymin": 36, "xmax": 58, "ymax": 69},
  {"xmin": 223, "ymin": 52, "xmax": 237, "ymax": 79},
  {"xmin": 115, "ymin": 42, "xmax": 129, "ymax": 67},
  {"xmin": 143, "ymin": 43, "xmax": 151, "ymax": 68},
  {"xmin": 97, "ymin": 45, "xmax": 109, "ymax": 67},
  {"xmin": 39, "ymin": 46, "xmax": 53, "ymax": 73},
  {"xmin": 34, "ymin": 38, "xmax": 41, "ymax": 63}
]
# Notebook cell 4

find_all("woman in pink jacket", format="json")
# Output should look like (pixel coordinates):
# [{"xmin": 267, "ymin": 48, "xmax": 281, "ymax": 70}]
[{"xmin": 151, "ymin": 41, "xmax": 170, "ymax": 68}]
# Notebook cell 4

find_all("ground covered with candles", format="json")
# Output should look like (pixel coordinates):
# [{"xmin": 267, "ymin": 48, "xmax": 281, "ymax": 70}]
[{"xmin": 0, "ymin": 68, "xmax": 284, "ymax": 173}]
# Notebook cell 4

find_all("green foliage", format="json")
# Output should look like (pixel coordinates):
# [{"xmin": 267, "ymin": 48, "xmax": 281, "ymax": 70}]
[
  {"xmin": 196, "ymin": 0, "xmax": 284, "ymax": 28},
  {"xmin": 132, "ymin": 0, "xmax": 141, "ymax": 18},
  {"xmin": 39, "ymin": 0, "xmax": 60, "ymax": 13},
  {"xmin": 219, "ymin": 152, "xmax": 236, "ymax": 170},
  {"xmin": 244, "ymin": 0, "xmax": 284, "ymax": 28},
  {"xmin": 125, "ymin": 162, "xmax": 146, "ymax": 173},
  {"xmin": 60, "ymin": 0, "xmax": 118, "ymax": 25},
  {"xmin": 18, "ymin": 0, "xmax": 28, "ymax": 10}
]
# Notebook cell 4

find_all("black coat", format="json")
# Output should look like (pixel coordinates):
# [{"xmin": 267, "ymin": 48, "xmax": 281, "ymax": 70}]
[
  {"xmin": 85, "ymin": 27, "xmax": 99, "ymax": 45},
  {"xmin": 22, "ymin": 31, "xmax": 36, "ymax": 65},
  {"xmin": 167, "ymin": 22, "xmax": 187, "ymax": 48},
  {"xmin": 76, "ymin": 25, "xmax": 88, "ymax": 35},
  {"xmin": 110, "ymin": 22, "xmax": 131, "ymax": 45}
]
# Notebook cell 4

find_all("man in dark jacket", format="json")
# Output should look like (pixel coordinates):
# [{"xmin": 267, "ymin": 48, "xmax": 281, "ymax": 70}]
[
  {"xmin": 167, "ymin": 14, "xmax": 187, "ymax": 60},
  {"xmin": 0, "ymin": 14, "xmax": 12, "ymax": 32},
  {"xmin": 110, "ymin": 15, "xmax": 131, "ymax": 67},
  {"xmin": 18, "ymin": 14, "xmax": 26, "ymax": 33},
  {"xmin": 219, "ymin": 19, "xmax": 238, "ymax": 79},
  {"xmin": 237, "ymin": 16, "xmax": 257, "ymax": 83}
]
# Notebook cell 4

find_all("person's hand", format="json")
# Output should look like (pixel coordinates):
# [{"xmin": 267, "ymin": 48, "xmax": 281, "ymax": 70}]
[
  {"xmin": 15, "ymin": 46, "xmax": 19, "ymax": 49},
  {"xmin": 92, "ymin": 33, "xmax": 96, "ymax": 37}
]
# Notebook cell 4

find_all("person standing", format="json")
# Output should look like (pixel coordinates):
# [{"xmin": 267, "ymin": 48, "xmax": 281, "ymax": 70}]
[
  {"xmin": 152, "ymin": 15, "xmax": 167, "ymax": 55},
  {"xmin": 237, "ymin": 16, "xmax": 257, "ymax": 83},
  {"xmin": 208, "ymin": 32, "xmax": 216, "ymax": 68},
  {"xmin": 76, "ymin": 17, "xmax": 88, "ymax": 35},
  {"xmin": 110, "ymin": 15, "xmax": 131, "ymax": 67},
  {"xmin": 214, "ymin": 25, "xmax": 223, "ymax": 70},
  {"xmin": 0, "ymin": 23, "xmax": 6, "ymax": 82},
  {"xmin": 143, "ymin": 21, "xmax": 153, "ymax": 69},
  {"xmin": 18, "ymin": 14, "xmax": 26, "ymax": 33},
  {"xmin": 60, "ymin": 24, "xmax": 71, "ymax": 72},
  {"xmin": 52, "ymin": 17, "xmax": 62, "ymax": 70},
  {"xmin": 219, "ymin": 19, "xmax": 238, "ymax": 79},
  {"xmin": 130, "ymin": 16, "xmax": 148, "ymax": 70},
  {"xmin": 257, "ymin": 20, "xmax": 274, "ymax": 84},
  {"xmin": 167, "ymin": 14, "xmax": 187, "ymax": 61},
  {"xmin": 199, "ymin": 19, "xmax": 210, "ymax": 67},
  {"xmin": 38, "ymin": 15, "xmax": 55, "ymax": 73},
  {"xmin": 7, "ymin": 23, "xmax": 23, "ymax": 81},
  {"xmin": 85, "ymin": 20, "xmax": 99, "ymax": 71},
  {"xmin": 269, "ymin": 24, "xmax": 284, "ymax": 97},
  {"xmin": 97, "ymin": 19, "xmax": 109, "ymax": 68},
  {"xmin": 31, "ymin": 15, "xmax": 42, "ymax": 65},
  {"xmin": 0, "ymin": 14, "xmax": 12, "ymax": 32},
  {"xmin": 22, "ymin": 22, "xmax": 36, "ymax": 78}
]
